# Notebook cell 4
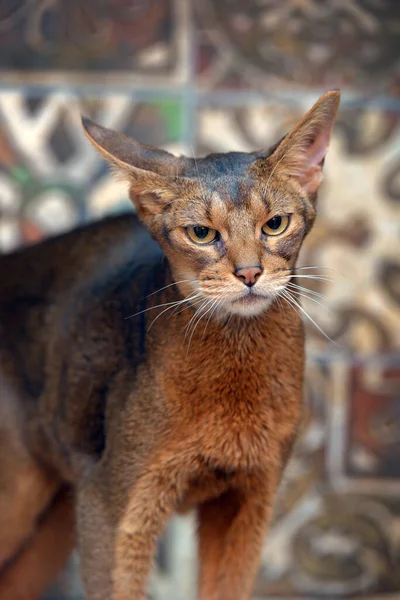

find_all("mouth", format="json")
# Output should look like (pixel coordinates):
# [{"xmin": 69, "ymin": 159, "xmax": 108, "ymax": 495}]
[
  {"xmin": 232, "ymin": 292, "xmax": 269, "ymax": 305},
  {"xmin": 225, "ymin": 290, "xmax": 274, "ymax": 316}
]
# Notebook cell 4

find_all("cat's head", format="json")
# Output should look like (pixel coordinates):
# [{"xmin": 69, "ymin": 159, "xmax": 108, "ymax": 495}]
[{"xmin": 82, "ymin": 91, "xmax": 340, "ymax": 317}]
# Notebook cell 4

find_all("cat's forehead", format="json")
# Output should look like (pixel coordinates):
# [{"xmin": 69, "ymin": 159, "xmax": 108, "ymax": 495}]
[
  {"xmin": 179, "ymin": 176, "xmax": 268, "ymax": 233},
  {"xmin": 174, "ymin": 149, "xmax": 304, "ymax": 228},
  {"xmin": 184, "ymin": 151, "xmax": 265, "ymax": 181},
  {"xmin": 183, "ymin": 151, "xmax": 268, "ymax": 212}
]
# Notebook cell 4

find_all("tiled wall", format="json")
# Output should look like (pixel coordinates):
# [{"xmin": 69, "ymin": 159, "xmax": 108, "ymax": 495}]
[{"xmin": 0, "ymin": 1, "xmax": 399, "ymax": 599}]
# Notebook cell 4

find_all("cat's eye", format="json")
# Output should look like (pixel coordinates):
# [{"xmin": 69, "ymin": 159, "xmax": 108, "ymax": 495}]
[
  {"xmin": 262, "ymin": 215, "xmax": 290, "ymax": 236},
  {"xmin": 187, "ymin": 226, "xmax": 218, "ymax": 244}
]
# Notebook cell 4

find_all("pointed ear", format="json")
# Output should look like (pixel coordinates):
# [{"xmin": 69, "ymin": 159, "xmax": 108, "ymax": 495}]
[
  {"xmin": 268, "ymin": 90, "xmax": 340, "ymax": 196},
  {"xmin": 81, "ymin": 117, "xmax": 187, "ymax": 215}
]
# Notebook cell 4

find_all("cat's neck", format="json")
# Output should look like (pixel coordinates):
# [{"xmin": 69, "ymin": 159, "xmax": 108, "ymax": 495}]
[{"xmin": 142, "ymin": 264, "xmax": 301, "ymax": 362}]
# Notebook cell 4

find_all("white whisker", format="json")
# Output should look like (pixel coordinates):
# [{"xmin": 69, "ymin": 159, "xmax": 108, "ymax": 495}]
[
  {"xmin": 145, "ymin": 279, "xmax": 196, "ymax": 298},
  {"xmin": 147, "ymin": 303, "xmax": 182, "ymax": 332},
  {"xmin": 293, "ymin": 265, "xmax": 336, "ymax": 272},
  {"xmin": 125, "ymin": 300, "xmax": 184, "ymax": 320},
  {"xmin": 289, "ymin": 274, "xmax": 334, "ymax": 283},
  {"xmin": 186, "ymin": 297, "xmax": 219, "ymax": 353},
  {"xmin": 184, "ymin": 297, "xmax": 215, "ymax": 345},
  {"xmin": 201, "ymin": 297, "xmax": 223, "ymax": 341},
  {"xmin": 184, "ymin": 299, "xmax": 209, "ymax": 341},
  {"xmin": 147, "ymin": 293, "xmax": 202, "ymax": 331},
  {"xmin": 170, "ymin": 295, "xmax": 205, "ymax": 318},
  {"xmin": 286, "ymin": 288, "xmax": 332, "ymax": 313},
  {"xmin": 287, "ymin": 282, "xmax": 328, "ymax": 301},
  {"xmin": 280, "ymin": 289, "xmax": 338, "ymax": 346}
]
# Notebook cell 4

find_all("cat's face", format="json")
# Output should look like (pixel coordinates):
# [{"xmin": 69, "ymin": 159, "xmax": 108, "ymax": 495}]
[
  {"xmin": 82, "ymin": 91, "xmax": 339, "ymax": 318},
  {"xmin": 147, "ymin": 163, "xmax": 315, "ymax": 317}
]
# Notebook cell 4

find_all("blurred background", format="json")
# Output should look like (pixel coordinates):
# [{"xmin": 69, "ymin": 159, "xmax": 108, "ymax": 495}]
[{"xmin": 0, "ymin": 1, "xmax": 399, "ymax": 599}]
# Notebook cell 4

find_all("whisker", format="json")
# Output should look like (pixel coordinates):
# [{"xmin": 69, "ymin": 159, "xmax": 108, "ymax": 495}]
[
  {"xmin": 273, "ymin": 291, "xmax": 283, "ymax": 311},
  {"xmin": 276, "ymin": 275, "xmax": 334, "ymax": 285},
  {"xmin": 186, "ymin": 297, "xmax": 219, "ymax": 353},
  {"xmin": 145, "ymin": 279, "xmax": 196, "ymax": 298},
  {"xmin": 184, "ymin": 296, "xmax": 215, "ymax": 342},
  {"xmin": 292, "ymin": 265, "xmax": 336, "ymax": 272},
  {"xmin": 147, "ymin": 293, "xmax": 202, "ymax": 331},
  {"xmin": 201, "ymin": 296, "xmax": 223, "ymax": 341},
  {"xmin": 147, "ymin": 303, "xmax": 182, "ymax": 332},
  {"xmin": 280, "ymin": 289, "xmax": 338, "ymax": 346},
  {"xmin": 127, "ymin": 291, "xmax": 200, "ymax": 322},
  {"xmin": 184, "ymin": 299, "xmax": 210, "ymax": 342},
  {"xmin": 171, "ymin": 296, "xmax": 205, "ymax": 318},
  {"xmin": 287, "ymin": 282, "xmax": 328, "ymax": 301},
  {"xmin": 288, "ymin": 274, "xmax": 334, "ymax": 283},
  {"xmin": 125, "ymin": 300, "xmax": 184, "ymax": 320},
  {"xmin": 286, "ymin": 288, "xmax": 333, "ymax": 313}
]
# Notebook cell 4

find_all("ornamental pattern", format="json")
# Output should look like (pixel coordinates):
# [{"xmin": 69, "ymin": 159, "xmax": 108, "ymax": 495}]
[{"xmin": 0, "ymin": 2, "xmax": 398, "ymax": 599}]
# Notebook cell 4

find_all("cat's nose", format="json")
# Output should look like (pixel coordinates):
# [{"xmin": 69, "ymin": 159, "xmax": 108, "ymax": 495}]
[{"xmin": 234, "ymin": 265, "xmax": 263, "ymax": 287}]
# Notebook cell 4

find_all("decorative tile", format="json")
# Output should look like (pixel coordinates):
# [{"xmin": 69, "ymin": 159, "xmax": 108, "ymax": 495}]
[
  {"xmin": 300, "ymin": 106, "xmax": 400, "ymax": 353},
  {"xmin": 195, "ymin": 0, "xmax": 400, "ymax": 94},
  {"xmin": 0, "ymin": 90, "xmax": 185, "ymax": 251},
  {"xmin": 0, "ymin": 0, "xmax": 189, "ymax": 86},
  {"xmin": 254, "ymin": 355, "xmax": 400, "ymax": 599},
  {"xmin": 331, "ymin": 358, "xmax": 400, "ymax": 487},
  {"xmin": 0, "ymin": 4, "xmax": 399, "ymax": 599},
  {"xmin": 196, "ymin": 100, "xmax": 400, "ymax": 353}
]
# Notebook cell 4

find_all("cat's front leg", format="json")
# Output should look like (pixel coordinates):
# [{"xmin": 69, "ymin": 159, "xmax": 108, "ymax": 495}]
[
  {"xmin": 197, "ymin": 474, "xmax": 277, "ymax": 600},
  {"xmin": 76, "ymin": 464, "xmax": 114, "ymax": 600},
  {"xmin": 77, "ymin": 457, "xmax": 186, "ymax": 600},
  {"xmin": 112, "ymin": 459, "xmax": 187, "ymax": 600}
]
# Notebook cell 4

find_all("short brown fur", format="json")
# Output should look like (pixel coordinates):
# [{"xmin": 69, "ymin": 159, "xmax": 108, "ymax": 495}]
[{"xmin": 0, "ymin": 92, "xmax": 340, "ymax": 599}]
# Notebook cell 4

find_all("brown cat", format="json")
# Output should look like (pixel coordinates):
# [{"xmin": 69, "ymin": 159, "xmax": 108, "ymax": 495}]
[{"xmin": 0, "ymin": 91, "xmax": 340, "ymax": 600}]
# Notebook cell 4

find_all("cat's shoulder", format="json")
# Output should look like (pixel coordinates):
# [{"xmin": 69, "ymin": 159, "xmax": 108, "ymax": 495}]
[{"xmin": 0, "ymin": 212, "xmax": 162, "ymax": 304}]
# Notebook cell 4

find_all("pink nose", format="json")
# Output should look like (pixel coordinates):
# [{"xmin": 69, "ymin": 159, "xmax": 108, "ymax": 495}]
[{"xmin": 234, "ymin": 265, "xmax": 263, "ymax": 287}]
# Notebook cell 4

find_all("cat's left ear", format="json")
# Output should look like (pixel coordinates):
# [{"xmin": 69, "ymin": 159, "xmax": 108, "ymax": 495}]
[
  {"xmin": 81, "ymin": 117, "xmax": 188, "ymax": 215},
  {"xmin": 267, "ymin": 90, "xmax": 340, "ymax": 196}
]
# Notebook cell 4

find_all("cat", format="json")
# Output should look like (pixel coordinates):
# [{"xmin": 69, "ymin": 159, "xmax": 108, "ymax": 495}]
[{"xmin": 0, "ymin": 90, "xmax": 340, "ymax": 600}]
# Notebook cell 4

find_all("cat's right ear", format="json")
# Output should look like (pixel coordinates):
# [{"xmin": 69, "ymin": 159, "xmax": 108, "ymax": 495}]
[{"xmin": 81, "ymin": 117, "xmax": 187, "ymax": 216}]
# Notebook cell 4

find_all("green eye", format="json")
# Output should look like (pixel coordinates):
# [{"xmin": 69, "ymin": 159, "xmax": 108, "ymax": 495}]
[
  {"xmin": 262, "ymin": 215, "xmax": 290, "ymax": 236},
  {"xmin": 187, "ymin": 226, "xmax": 218, "ymax": 244}
]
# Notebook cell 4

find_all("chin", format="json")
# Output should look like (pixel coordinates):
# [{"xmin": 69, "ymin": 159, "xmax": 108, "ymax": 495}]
[{"xmin": 223, "ymin": 295, "xmax": 274, "ymax": 317}]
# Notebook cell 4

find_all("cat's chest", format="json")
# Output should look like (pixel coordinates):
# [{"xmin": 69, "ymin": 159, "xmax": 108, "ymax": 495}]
[
  {"xmin": 156, "ymin": 324, "xmax": 303, "ymax": 469},
  {"xmin": 164, "ymin": 334, "xmax": 275, "ymax": 405},
  {"xmin": 194, "ymin": 394, "xmax": 283, "ymax": 470},
  {"xmin": 173, "ymin": 365, "xmax": 294, "ymax": 471}
]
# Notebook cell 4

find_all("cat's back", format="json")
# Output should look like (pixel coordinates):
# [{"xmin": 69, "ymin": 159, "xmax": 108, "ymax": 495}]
[
  {"xmin": 0, "ymin": 212, "xmax": 158, "ymax": 304},
  {"xmin": 0, "ymin": 212, "xmax": 162, "ymax": 407}
]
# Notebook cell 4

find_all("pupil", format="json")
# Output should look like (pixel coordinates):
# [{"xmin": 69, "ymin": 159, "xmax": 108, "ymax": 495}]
[
  {"xmin": 268, "ymin": 216, "xmax": 282, "ymax": 230},
  {"xmin": 194, "ymin": 226, "xmax": 209, "ymax": 239}
]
